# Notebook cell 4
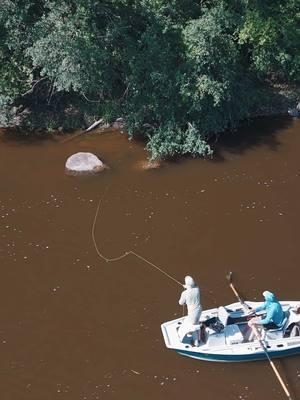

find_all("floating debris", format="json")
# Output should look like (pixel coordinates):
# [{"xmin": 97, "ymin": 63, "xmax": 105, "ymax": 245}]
[{"xmin": 131, "ymin": 370, "xmax": 141, "ymax": 375}]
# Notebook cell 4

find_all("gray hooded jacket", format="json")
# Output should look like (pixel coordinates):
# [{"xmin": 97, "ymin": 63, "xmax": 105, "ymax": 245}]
[{"xmin": 179, "ymin": 276, "xmax": 202, "ymax": 324}]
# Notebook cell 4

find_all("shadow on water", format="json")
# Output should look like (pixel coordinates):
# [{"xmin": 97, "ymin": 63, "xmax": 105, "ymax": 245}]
[
  {"xmin": 0, "ymin": 128, "xmax": 58, "ymax": 146},
  {"xmin": 131, "ymin": 115, "xmax": 294, "ymax": 167},
  {"xmin": 212, "ymin": 116, "xmax": 293, "ymax": 162},
  {"xmin": 0, "ymin": 115, "xmax": 294, "ymax": 161}
]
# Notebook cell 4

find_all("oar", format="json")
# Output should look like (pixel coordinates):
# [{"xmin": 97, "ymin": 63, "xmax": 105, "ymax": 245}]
[{"xmin": 226, "ymin": 271, "xmax": 293, "ymax": 400}]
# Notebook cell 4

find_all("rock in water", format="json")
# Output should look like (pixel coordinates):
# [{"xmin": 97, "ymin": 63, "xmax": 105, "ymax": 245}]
[
  {"xmin": 65, "ymin": 152, "xmax": 105, "ymax": 174},
  {"xmin": 288, "ymin": 108, "xmax": 300, "ymax": 117},
  {"xmin": 288, "ymin": 103, "xmax": 300, "ymax": 117}
]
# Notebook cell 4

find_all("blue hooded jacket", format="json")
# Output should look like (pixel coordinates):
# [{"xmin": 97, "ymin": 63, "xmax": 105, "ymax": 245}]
[{"xmin": 255, "ymin": 291, "xmax": 285, "ymax": 326}]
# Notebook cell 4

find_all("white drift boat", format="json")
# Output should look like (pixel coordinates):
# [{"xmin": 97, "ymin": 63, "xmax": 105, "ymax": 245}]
[{"xmin": 161, "ymin": 301, "xmax": 300, "ymax": 362}]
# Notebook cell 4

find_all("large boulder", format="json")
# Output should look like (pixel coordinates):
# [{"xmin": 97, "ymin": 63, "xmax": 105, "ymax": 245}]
[{"xmin": 65, "ymin": 152, "xmax": 105, "ymax": 174}]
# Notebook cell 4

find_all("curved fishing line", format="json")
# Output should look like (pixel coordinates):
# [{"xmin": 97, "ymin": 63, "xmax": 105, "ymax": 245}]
[{"xmin": 91, "ymin": 192, "xmax": 183, "ymax": 288}]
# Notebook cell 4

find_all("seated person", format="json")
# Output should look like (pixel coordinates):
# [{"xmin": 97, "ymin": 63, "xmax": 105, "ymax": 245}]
[{"xmin": 248, "ymin": 290, "xmax": 285, "ymax": 330}]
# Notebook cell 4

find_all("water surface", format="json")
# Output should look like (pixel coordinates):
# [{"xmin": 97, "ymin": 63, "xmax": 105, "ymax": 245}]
[{"xmin": 0, "ymin": 117, "xmax": 300, "ymax": 399}]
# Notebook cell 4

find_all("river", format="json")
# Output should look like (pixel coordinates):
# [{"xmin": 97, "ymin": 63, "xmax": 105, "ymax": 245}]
[{"xmin": 0, "ymin": 116, "xmax": 299, "ymax": 399}]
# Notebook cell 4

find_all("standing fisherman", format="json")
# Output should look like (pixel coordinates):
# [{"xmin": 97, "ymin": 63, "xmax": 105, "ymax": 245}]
[
  {"xmin": 178, "ymin": 276, "xmax": 202, "ymax": 344},
  {"xmin": 179, "ymin": 275, "xmax": 202, "ymax": 324}
]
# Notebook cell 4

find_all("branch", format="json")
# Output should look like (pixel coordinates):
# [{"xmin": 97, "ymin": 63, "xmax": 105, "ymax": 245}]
[
  {"xmin": 21, "ymin": 77, "xmax": 48, "ymax": 97},
  {"xmin": 85, "ymin": 118, "xmax": 104, "ymax": 132},
  {"xmin": 82, "ymin": 93, "xmax": 102, "ymax": 103}
]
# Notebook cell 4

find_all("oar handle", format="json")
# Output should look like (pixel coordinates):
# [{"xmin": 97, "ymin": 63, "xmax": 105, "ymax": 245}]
[{"xmin": 249, "ymin": 323, "xmax": 292, "ymax": 399}]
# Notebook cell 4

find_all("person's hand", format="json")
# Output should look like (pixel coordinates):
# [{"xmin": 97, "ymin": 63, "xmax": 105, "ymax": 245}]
[{"xmin": 248, "ymin": 317, "xmax": 260, "ymax": 326}]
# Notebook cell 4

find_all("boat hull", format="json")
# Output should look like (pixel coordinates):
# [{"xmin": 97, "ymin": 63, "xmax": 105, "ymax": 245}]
[
  {"xmin": 176, "ymin": 345, "xmax": 300, "ymax": 362},
  {"xmin": 162, "ymin": 301, "xmax": 300, "ymax": 363}
]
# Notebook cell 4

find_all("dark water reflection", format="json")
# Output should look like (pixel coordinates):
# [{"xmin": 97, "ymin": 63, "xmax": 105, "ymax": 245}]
[
  {"xmin": 214, "ymin": 116, "xmax": 292, "ymax": 161},
  {"xmin": 0, "ymin": 117, "xmax": 300, "ymax": 400}
]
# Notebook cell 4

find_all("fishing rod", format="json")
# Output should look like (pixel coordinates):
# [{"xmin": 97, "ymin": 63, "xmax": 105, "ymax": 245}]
[{"xmin": 226, "ymin": 271, "xmax": 293, "ymax": 400}]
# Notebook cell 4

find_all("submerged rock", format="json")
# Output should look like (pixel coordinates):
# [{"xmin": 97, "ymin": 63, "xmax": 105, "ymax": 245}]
[
  {"xmin": 65, "ymin": 152, "xmax": 105, "ymax": 175},
  {"xmin": 112, "ymin": 118, "xmax": 124, "ymax": 129},
  {"xmin": 136, "ymin": 160, "xmax": 162, "ymax": 170}
]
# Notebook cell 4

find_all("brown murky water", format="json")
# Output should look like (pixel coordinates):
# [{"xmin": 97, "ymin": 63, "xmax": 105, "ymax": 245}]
[{"xmin": 0, "ymin": 117, "xmax": 300, "ymax": 400}]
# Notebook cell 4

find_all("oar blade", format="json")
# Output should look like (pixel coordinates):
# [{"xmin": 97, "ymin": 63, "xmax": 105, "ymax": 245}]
[{"xmin": 226, "ymin": 271, "xmax": 233, "ymax": 283}]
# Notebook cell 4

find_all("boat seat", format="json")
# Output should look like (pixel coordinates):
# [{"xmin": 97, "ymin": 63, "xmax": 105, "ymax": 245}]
[
  {"xmin": 263, "ymin": 316, "xmax": 289, "ymax": 340},
  {"xmin": 267, "ymin": 316, "xmax": 288, "ymax": 333},
  {"xmin": 283, "ymin": 306, "xmax": 291, "ymax": 313},
  {"xmin": 218, "ymin": 306, "xmax": 230, "ymax": 327},
  {"xmin": 267, "ymin": 309, "xmax": 290, "ymax": 332}
]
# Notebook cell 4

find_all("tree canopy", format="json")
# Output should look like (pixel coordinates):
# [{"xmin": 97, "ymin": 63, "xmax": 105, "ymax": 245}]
[{"xmin": 1, "ymin": 0, "xmax": 299, "ymax": 158}]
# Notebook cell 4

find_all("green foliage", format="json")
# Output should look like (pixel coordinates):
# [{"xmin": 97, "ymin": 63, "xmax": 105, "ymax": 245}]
[
  {"xmin": 239, "ymin": 0, "xmax": 300, "ymax": 81},
  {"xmin": 0, "ymin": 0, "xmax": 299, "ymax": 158},
  {"xmin": 146, "ymin": 123, "xmax": 213, "ymax": 160},
  {"xmin": 181, "ymin": 4, "xmax": 254, "ymax": 133},
  {"xmin": 28, "ymin": 1, "xmax": 123, "ymax": 96}
]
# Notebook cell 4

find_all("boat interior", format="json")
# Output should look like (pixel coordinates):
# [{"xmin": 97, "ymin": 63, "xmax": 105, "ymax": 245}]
[{"xmin": 177, "ymin": 303, "xmax": 300, "ymax": 348}]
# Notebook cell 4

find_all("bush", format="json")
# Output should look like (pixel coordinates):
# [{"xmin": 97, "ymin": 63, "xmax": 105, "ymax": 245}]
[{"xmin": 146, "ymin": 123, "xmax": 213, "ymax": 160}]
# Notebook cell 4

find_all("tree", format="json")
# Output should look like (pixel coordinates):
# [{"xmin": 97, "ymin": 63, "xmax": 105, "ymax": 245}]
[
  {"xmin": 239, "ymin": 0, "xmax": 300, "ymax": 82},
  {"xmin": 0, "ymin": 0, "xmax": 299, "ymax": 158}
]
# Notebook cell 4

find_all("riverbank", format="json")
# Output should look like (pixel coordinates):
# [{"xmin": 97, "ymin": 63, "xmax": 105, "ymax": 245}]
[
  {"xmin": 1, "ymin": 82, "xmax": 299, "ymax": 160},
  {"xmin": 250, "ymin": 83, "xmax": 300, "ymax": 117},
  {"xmin": 58, "ymin": 83, "xmax": 300, "ymax": 132},
  {"xmin": 3, "ymin": 83, "xmax": 299, "ymax": 130}
]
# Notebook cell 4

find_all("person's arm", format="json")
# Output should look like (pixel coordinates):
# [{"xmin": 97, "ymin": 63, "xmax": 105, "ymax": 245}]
[
  {"xmin": 179, "ymin": 291, "xmax": 186, "ymax": 306},
  {"xmin": 255, "ymin": 301, "xmax": 267, "ymax": 313},
  {"xmin": 256, "ymin": 304, "xmax": 275, "ymax": 325}
]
